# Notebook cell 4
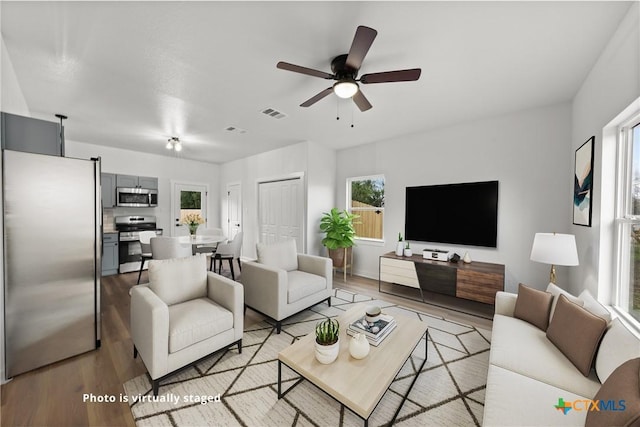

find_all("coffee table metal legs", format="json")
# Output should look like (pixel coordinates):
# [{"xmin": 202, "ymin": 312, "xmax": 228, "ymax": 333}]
[
  {"xmin": 277, "ymin": 332, "xmax": 428, "ymax": 426},
  {"xmin": 277, "ymin": 360, "xmax": 303, "ymax": 399}
]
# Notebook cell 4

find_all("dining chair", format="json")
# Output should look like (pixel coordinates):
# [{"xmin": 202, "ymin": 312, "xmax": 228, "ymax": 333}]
[
  {"xmin": 212, "ymin": 232, "xmax": 243, "ymax": 280},
  {"xmin": 136, "ymin": 231, "xmax": 157, "ymax": 284},
  {"xmin": 150, "ymin": 236, "xmax": 192, "ymax": 260}
]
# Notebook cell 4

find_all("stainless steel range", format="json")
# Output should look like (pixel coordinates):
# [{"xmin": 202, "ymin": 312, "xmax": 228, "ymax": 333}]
[{"xmin": 115, "ymin": 215, "xmax": 163, "ymax": 273}]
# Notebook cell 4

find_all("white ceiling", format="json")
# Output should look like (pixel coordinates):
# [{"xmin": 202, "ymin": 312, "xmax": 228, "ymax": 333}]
[{"xmin": 0, "ymin": 1, "xmax": 632, "ymax": 164}]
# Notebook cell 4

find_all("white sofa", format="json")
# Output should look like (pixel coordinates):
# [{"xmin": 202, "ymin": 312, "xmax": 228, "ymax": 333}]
[{"xmin": 483, "ymin": 285, "xmax": 640, "ymax": 427}]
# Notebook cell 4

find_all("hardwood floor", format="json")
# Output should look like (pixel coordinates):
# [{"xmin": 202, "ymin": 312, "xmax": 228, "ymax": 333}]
[
  {"xmin": 1, "ymin": 272, "xmax": 146, "ymax": 427},
  {"xmin": 1, "ymin": 269, "xmax": 493, "ymax": 426}
]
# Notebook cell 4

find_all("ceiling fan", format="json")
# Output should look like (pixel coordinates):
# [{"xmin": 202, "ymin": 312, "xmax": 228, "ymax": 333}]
[{"xmin": 277, "ymin": 26, "xmax": 421, "ymax": 112}]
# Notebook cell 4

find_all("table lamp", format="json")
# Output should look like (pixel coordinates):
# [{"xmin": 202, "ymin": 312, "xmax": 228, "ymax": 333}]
[{"xmin": 530, "ymin": 232, "xmax": 579, "ymax": 283}]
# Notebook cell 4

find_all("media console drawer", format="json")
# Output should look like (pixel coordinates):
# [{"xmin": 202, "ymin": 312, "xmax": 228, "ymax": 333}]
[
  {"xmin": 456, "ymin": 270, "xmax": 503, "ymax": 304},
  {"xmin": 379, "ymin": 252, "xmax": 504, "ymax": 305},
  {"xmin": 379, "ymin": 257, "xmax": 419, "ymax": 288}
]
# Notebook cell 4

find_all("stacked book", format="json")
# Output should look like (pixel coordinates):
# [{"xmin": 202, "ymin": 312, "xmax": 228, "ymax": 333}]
[{"xmin": 346, "ymin": 314, "xmax": 397, "ymax": 346}]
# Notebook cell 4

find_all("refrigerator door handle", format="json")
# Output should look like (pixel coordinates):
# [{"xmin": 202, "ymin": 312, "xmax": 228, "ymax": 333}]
[{"xmin": 95, "ymin": 157, "xmax": 102, "ymax": 347}]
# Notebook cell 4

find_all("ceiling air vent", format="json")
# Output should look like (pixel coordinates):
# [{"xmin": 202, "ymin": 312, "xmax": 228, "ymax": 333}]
[
  {"xmin": 260, "ymin": 107, "xmax": 287, "ymax": 120},
  {"xmin": 224, "ymin": 126, "xmax": 247, "ymax": 134}
]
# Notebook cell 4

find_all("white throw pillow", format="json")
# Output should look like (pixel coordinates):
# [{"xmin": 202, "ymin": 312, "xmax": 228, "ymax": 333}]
[
  {"xmin": 595, "ymin": 318, "xmax": 640, "ymax": 383},
  {"xmin": 257, "ymin": 239, "xmax": 299, "ymax": 272},
  {"xmin": 578, "ymin": 289, "xmax": 612, "ymax": 323},
  {"xmin": 546, "ymin": 282, "xmax": 583, "ymax": 322}
]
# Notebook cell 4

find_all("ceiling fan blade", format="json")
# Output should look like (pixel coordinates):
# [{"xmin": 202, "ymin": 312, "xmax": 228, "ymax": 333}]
[
  {"xmin": 360, "ymin": 68, "xmax": 422, "ymax": 84},
  {"xmin": 345, "ymin": 26, "xmax": 378, "ymax": 70},
  {"xmin": 277, "ymin": 61, "xmax": 334, "ymax": 79},
  {"xmin": 352, "ymin": 90, "xmax": 372, "ymax": 112},
  {"xmin": 300, "ymin": 87, "xmax": 334, "ymax": 107}
]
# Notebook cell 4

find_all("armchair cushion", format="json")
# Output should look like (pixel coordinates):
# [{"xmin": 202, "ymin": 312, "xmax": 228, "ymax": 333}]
[
  {"xmin": 149, "ymin": 255, "xmax": 208, "ymax": 306},
  {"xmin": 288, "ymin": 270, "xmax": 327, "ymax": 304},
  {"xmin": 168, "ymin": 297, "xmax": 234, "ymax": 353},
  {"xmin": 257, "ymin": 239, "xmax": 298, "ymax": 272}
]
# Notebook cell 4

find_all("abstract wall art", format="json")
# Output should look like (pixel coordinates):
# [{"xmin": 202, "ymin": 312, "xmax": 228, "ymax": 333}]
[{"xmin": 573, "ymin": 136, "xmax": 594, "ymax": 227}]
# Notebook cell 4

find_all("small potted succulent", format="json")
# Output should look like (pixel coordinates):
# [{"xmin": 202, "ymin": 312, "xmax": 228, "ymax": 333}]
[
  {"xmin": 315, "ymin": 318, "xmax": 340, "ymax": 364},
  {"xmin": 404, "ymin": 241, "xmax": 413, "ymax": 257},
  {"xmin": 396, "ymin": 232, "xmax": 404, "ymax": 256}
]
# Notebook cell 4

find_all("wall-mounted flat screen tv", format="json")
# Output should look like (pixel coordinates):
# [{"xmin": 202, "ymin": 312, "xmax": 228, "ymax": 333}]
[{"xmin": 404, "ymin": 180, "xmax": 499, "ymax": 248}]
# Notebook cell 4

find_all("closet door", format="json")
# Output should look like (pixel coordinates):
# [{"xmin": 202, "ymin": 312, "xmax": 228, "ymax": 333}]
[{"xmin": 258, "ymin": 177, "xmax": 304, "ymax": 251}]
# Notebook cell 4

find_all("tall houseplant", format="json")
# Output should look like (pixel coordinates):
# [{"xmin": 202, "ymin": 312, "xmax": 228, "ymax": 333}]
[{"xmin": 320, "ymin": 208, "xmax": 359, "ymax": 268}]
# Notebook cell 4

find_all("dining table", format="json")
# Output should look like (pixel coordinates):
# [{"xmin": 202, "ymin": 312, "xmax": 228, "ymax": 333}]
[{"xmin": 178, "ymin": 235, "xmax": 227, "ymax": 255}]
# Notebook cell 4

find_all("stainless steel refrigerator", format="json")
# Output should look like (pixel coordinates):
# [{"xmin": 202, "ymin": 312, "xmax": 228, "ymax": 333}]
[{"xmin": 3, "ymin": 149, "xmax": 101, "ymax": 377}]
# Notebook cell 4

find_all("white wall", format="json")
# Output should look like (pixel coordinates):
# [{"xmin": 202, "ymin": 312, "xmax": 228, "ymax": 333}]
[
  {"xmin": 336, "ymin": 102, "xmax": 573, "ymax": 293},
  {"xmin": 570, "ymin": 3, "xmax": 640, "ymax": 299},
  {"xmin": 1, "ymin": 39, "xmax": 29, "ymax": 117},
  {"xmin": 307, "ymin": 142, "xmax": 336, "ymax": 255},
  {"xmin": 65, "ymin": 140, "xmax": 220, "ymax": 234},
  {"xmin": 219, "ymin": 141, "xmax": 336, "ymax": 260}
]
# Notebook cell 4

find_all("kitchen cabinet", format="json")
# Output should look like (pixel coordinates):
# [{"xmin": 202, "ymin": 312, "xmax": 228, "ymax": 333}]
[
  {"xmin": 1, "ymin": 112, "xmax": 63, "ymax": 156},
  {"xmin": 102, "ymin": 232, "xmax": 119, "ymax": 276},
  {"xmin": 116, "ymin": 174, "xmax": 158, "ymax": 189},
  {"xmin": 101, "ymin": 173, "xmax": 116, "ymax": 208}
]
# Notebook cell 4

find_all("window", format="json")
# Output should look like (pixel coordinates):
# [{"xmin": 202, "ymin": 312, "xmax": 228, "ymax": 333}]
[
  {"xmin": 180, "ymin": 190, "xmax": 203, "ymax": 223},
  {"xmin": 347, "ymin": 175, "xmax": 385, "ymax": 241},
  {"xmin": 615, "ymin": 114, "xmax": 640, "ymax": 323}
]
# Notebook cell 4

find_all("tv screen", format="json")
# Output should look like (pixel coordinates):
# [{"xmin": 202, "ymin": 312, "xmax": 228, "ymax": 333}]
[{"xmin": 404, "ymin": 181, "xmax": 499, "ymax": 248}]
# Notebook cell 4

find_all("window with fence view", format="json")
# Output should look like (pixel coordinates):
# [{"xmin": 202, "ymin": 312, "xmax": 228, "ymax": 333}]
[
  {"xmin": 180, "ymin": 190, "xmax": 203, "ymax": 223},
  {"xmin": 348, "ymin": 176, "xmax": 385, "ymax": 240}
]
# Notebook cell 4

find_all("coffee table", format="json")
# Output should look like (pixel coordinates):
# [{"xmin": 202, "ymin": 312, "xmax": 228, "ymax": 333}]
[{"xmin": 277, "ymin": 304, "xmax": 428, "ymax": 426}]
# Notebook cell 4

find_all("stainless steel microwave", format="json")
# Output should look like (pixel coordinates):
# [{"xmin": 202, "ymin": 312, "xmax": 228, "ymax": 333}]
[{"xmin": 116, "ymin": 187, "xmax": 158, "ymax": 207}]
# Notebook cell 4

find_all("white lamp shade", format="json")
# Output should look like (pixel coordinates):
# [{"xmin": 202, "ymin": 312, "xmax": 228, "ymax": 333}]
[
  {"xmin": 530, "ymin": 233, "xmax": 579, "ymax": 266},
  {"xmin": 333, "ymin": 81, "xmax": 358, "ymax": 99}
]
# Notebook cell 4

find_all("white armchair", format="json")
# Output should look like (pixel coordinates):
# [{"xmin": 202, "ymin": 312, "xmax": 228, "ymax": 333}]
[
  {"xmin": 241, "ymin": 239, "xmax": 332, "ymax": 333},
  {"xmin": 130, "ymin": 254, "xmax": 243, "ymax": 396}
]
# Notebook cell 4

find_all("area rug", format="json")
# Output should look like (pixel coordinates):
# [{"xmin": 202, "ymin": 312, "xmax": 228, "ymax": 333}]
[{"xmin": 123, "ymin": 288, "xmax": 492, "ymax": 426}]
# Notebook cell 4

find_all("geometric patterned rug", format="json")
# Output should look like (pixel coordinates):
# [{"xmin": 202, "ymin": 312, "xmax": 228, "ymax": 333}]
[{"xmin": 123, "ymin": 288, "xmax": 492, "ymax": 426}]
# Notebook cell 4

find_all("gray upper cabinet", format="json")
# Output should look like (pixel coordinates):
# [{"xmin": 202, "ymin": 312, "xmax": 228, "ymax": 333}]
[
  {"xmin": 115, "ymin": 174, "xmax": 138, "ymax": 188},
  {"xmin": 116, "ymin": 174, "xmax": 157, "ymax": 189},
  {"xmin": 138, "ymin": 176, "xmax": 158, "ymax": 189},
  {"xmin": 101, "ymin": 173, "xmax": 116, "ymax": 208},
  {"xmin": 1, "ymin": 112, "xmax": 63, "ymax": 156}
]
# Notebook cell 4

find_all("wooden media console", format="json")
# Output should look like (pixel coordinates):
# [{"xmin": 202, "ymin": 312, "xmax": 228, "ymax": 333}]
[{"xmin": 379, "ymin": 252, "xmax": 505, "ymax": 305}]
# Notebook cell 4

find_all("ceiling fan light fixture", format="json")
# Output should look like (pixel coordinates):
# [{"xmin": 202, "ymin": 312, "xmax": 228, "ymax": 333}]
[
  {"xmin": 166, "ymin": 141, "xmax": 173, "ymax": 150},
  {"xmin": 333, "ymin": 80, "xmax": 358, "ymax": 99},
  {"xmin": 174, "ymin": 141, "xmax": 182, "ymax": 152}
]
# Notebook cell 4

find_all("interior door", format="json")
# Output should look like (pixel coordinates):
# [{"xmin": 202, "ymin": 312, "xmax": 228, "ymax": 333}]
[
  {"xmin": 172, "ymin": 182, "xmax": 208, "ymax": 235},
  {"xmin": 258, "ymin": 177, "xmax": 304, "ymax": 251},
  {"xmin": 227, "ymin": 183, "xmax": 242, "ymax": 240}
]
